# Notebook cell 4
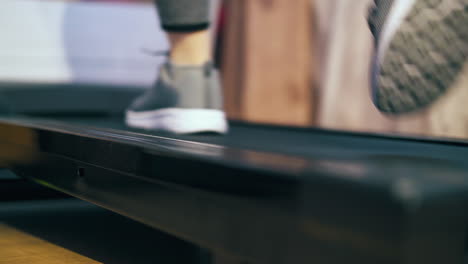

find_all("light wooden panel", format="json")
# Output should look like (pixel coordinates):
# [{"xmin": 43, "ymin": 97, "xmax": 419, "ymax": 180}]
[
  {"xmin": 222, "ymin": 0, "xmax": 316, "ymax": 126},
  {"xmin": 0, "ymin": 224, "xmax": 100, "ymax": 264}
]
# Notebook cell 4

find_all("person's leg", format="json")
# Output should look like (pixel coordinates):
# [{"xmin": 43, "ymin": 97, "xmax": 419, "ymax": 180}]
[
  {"xmin": 156, "ymin": 0, "xmax": 212, "ymax": 65},
  {"xmin": 125, "ymin": 0, "xmax": 227, "ymax": 134},
  {"xmin": 368, "ymin": 0, "xmax": 468, "ymax": 115}
]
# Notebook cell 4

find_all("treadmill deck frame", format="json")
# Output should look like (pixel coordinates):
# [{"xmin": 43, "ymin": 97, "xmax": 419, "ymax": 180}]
[{"xmin": 0, "ymin": 117, "xmax": 467, "ymax": 264}]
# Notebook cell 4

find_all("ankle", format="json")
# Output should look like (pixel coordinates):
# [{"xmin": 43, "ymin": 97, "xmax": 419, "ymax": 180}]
[
  {"xmin": 167, "ymin": 31, "xmax": 211, "ymax": 65},
  {"xmin": 168, "ymin": 57, "xmax": 209, "ymax": 66}
]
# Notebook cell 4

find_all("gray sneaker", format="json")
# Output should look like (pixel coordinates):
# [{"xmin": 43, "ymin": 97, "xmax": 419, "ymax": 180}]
[
  {"xmin": 125, "ymin": 62, "xmax": 228, "ymax": 134},
  {"xmin": 368, "ymin": 0, "xmax": 468, "ymax": 114}
]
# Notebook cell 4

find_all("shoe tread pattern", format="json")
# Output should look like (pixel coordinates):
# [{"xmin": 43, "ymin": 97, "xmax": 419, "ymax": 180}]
[{"xmin": 375, "ymin": 0, "xmax": 468, "ymax": 114}]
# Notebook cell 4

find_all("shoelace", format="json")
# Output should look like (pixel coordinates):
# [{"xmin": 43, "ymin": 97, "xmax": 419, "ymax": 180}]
[
  {"xmin": 141, "ymin": 48, "xmax": 213, "ymax": 77},
  {"xmin": 141, "ymin": 48, "xmax": 170, "ymax": 57}
]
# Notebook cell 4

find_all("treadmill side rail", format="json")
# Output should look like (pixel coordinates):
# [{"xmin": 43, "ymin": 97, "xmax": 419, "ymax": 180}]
[{"xmin": 0, "ymin": 117, "xmax": 467, "ymax": 264}]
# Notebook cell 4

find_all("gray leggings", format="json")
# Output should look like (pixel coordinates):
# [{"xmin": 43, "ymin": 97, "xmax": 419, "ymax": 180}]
[{"xmin": 155, "ymin": 0, "xmax": 210, "ymax": 32}]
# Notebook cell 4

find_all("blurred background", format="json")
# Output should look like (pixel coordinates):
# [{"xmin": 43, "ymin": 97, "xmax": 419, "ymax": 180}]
[{"xmin": 1, "ymin": 0, "xmax": 467, "ymax": 139}]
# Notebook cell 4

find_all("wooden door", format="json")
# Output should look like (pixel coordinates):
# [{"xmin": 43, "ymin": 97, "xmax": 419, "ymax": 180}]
[{"xmin": 221, "ymin": 0, "xmax": 316, "ymax": 126}]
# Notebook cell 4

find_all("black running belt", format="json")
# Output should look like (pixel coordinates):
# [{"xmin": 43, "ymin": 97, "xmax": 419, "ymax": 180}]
[{"xmin": 0, "ymin": 116, "xmax": 467, "ymax": 264}]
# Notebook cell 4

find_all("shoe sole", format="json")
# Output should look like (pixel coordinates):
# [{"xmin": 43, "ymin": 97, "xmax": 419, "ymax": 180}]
[
  {"xmin": 373, "ymin": 0, "xmax": 468, "ymax": 114},
  {"xmin": 126, "ymin": 108, "xmax": 229, "ymax": 134}
]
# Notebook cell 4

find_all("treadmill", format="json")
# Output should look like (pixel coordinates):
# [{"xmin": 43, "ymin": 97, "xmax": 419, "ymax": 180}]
[
  {"xmin": 2, "ymin": 2, "xmax": 468, "ymax": 262},
  {"xmin": 0, "ymin": 87, "xmax": 468, "ymax": 264}
]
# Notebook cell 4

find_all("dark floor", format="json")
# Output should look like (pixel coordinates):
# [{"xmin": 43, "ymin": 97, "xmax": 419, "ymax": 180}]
[{"xmin": 0, "ymin": 198, "xmax": 205, "ymax": 264}]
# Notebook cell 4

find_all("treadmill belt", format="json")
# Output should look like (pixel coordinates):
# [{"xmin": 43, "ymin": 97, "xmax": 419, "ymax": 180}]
[
  {"xmin": 48, "ymin": 116, "xmax": 468, "ymax": 161},
  {"xmin": 45, "ymin": 116, "xmax": 468, "ymax": 187}
]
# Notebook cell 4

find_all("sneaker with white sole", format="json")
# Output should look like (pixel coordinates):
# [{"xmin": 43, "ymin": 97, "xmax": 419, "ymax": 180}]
[
  {"xmin": 125, "ymin": 62, "xmax": 228, "ymax": 134},
  {"xmin": 368, "ymin": 0, "xmax": 468, "ymax": 114}
]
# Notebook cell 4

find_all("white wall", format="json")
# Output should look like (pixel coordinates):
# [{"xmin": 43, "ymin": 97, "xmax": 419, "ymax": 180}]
[{"xmin": 0, "ymin": 0, "xmax": 169, "ymax": 86}]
